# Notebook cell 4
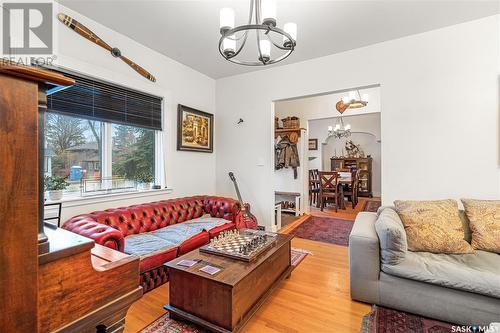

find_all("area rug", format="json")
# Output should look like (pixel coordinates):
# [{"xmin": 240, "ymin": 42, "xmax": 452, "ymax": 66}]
[
  {"xmin": 139, "ymin": 248, "xmax": 310, "ymax": 333},
  {"xmin": 140, "ymin": 314, "xmax": 205, "ymax": 333},
  {"xmin": 360, "ymin": 305, "xmax": 455, "ymax": 333},
  {"xmin": 289, "ymin": 216, "xmax": 353, "ymax": 246},
  {"xmin": 291, "ymin": 247, "xmax": 311, "ymax": 266},
  {"xmin": 363, "ymin": 200, "xmax": 382, "ymax": 212}
]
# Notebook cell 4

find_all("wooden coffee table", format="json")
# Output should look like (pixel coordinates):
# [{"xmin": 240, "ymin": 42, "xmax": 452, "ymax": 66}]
[{"xmin": 164, "ymin": 233, "xmax": 294, "ymax": 333}]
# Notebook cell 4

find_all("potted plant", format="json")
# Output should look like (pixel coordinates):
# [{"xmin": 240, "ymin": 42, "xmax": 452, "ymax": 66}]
[
  {"xmin": 45, "ymin": 175, "xmax": 69, "ymax": 201},
  {"xmin": 135, "ymin": 172, "xmax": 154, "ymax": 190}
]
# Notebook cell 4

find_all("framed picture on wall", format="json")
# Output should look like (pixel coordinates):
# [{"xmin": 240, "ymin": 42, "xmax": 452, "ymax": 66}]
[
  {"xmin": 177, "ymin": 104, "xmax": 214, "ymax": 153},
  {"xmin": 308, "ymin": 139, "xmax": 318, "ymax": 151}
]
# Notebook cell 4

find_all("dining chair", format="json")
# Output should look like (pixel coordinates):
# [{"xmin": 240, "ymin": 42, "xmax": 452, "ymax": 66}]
[
  {"xmin": 343, "ymin": 169, "xmax": 360, "ymax": 209},
  {"xmin": 318, "ymin": 171, "xmax": 342, "ymax": 212},
  {"xmin": 309, "ymin": 169, "xmax": 320, "ymax": 207}
]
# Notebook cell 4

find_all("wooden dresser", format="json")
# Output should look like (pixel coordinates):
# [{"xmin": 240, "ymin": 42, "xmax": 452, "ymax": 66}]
[
  {"xmin": 0, "ymin": 62, "xmax": 142, "ymax": 333},
  {"xmin": 331, "ymin": 157, "xmax": 373, "ymax": 197}
]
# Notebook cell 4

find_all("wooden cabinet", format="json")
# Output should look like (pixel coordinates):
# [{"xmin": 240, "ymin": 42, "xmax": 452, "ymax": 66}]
[{"xmin": 331, "ymin": 157, "xmax": 373, "ymax": 197}]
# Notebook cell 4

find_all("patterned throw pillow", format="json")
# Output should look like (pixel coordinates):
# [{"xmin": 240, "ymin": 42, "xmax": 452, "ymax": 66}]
[
  {"xmin": 394, "ymin": 199, "xmax": 473, "ymax": 254},
  {"xmin": 461, "ymin": 199, "xmax": 500, "ymax": 253}
]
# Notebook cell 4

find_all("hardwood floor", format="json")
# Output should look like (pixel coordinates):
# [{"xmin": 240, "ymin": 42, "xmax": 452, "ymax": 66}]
[
  {"xmin": 124, "ymin": 237, "xmax": 371, "ymax": 333},
  {"xmin": 309, "ymin": 197, "xmax": 378, "ymax": 220}
]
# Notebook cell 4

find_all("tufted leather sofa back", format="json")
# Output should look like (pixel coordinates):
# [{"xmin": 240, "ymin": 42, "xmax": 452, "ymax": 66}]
[{"xmin": 64, "ymin": 196, "xmax": 240, "ymax": 238}]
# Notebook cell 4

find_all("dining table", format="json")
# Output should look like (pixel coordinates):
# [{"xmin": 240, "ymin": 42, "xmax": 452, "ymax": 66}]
[{"xmin": 311, "ymin": 172, "xmax": 353, "ymax": 209}]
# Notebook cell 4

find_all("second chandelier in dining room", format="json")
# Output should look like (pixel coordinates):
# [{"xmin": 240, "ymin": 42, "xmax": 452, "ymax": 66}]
[{"xmin": 219, "ymin": 0, "xmax": 297, "ymax": 66}]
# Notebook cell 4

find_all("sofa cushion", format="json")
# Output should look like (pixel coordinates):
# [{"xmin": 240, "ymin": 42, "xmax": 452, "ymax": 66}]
[
  {"xmin": 394, "ymin": 199, "xmax": 473, "ymax": 254},
  {"xmin": 381, "ymin": 250, "xmax": 500, "ymax": 298},
  {"xmin": 151, "ymin": 217, "xmax": 227, "ymax": 242},
  {"xmin": 123, "ymin": 233, "xmax": 178, "ymax": 273},
  {"xmin": 461, "ymin": 199, "xmax": 500, "ymax": 253},
  {"xmin": 375, "ymin": 208, "xmax": 407, "ymax": 265}
]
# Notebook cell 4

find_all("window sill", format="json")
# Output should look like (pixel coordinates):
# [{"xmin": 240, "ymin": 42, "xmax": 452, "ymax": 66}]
[{"xmin": 45, "ymin": 188, "xmax": 173, "ymax": 208}]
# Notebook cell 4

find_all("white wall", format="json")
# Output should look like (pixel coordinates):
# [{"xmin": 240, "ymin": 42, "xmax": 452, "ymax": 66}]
[
  {"xmin": 216, "ymin": 16, "xmax": 499, "ymax": 227},
  {"xmin": 51, "ymin": 5, "xmax": 217, "ymax": 220}
]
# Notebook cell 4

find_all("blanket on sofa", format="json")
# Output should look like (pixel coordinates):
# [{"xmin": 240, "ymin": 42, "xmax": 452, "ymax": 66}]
[{"xmin": 124, "ymin": 216, "xmax": 227, "ymax": 259}]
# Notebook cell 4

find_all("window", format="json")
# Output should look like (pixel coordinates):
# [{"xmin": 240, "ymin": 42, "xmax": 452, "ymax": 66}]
[
  {"xmin": 43, "ymin": 68, "xmax": 163, "ymax": 199},
  {"xmin": 45, "ymin": 113, "xmax": 103, "ymax": 193},
  {"xmin": 112, "ymin": 124, "xmax": 155, "ymax": 181}
]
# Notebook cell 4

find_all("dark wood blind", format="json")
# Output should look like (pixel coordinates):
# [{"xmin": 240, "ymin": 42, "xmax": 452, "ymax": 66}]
[{"xmin": 46, "ymin": 70, "xmax": 162, "ymax": 130}]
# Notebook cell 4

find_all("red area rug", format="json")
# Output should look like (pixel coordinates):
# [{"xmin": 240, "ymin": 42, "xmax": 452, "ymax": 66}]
[
  {"xmin": 363, "ymin": 200, "xmax": 382, "ymax": 212},
  {"xmin": 361, "ymin": 306, "xmax": 455, "ymax": 333},
  {"xmin": 140, "ymin": 248, "xmax": 310, "ymax": 333},
  {"xmin": 289, "ymin": 216, "xmax": 354, "ymax": 246}
]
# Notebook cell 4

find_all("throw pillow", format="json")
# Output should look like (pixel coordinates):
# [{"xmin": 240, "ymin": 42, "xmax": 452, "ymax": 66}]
[
  {"xmin": 375, "ymin": 207, "xmax": 407, "ymax": 265},
  {"xmin": 461, "ymin": 199, "xmax": 500, "ymax": 253},
  {"xmin": 394, "ymin": 199, "xmax": 473, "ymax": 254}
]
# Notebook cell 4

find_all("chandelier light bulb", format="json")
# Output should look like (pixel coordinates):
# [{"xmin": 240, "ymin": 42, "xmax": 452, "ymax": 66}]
[
  {"xmin": 334, "ymin": 124, "xmax": 341, "ymax": 131},
  {"xmin": 283, "ymin": 22, "xmax": 297, "ymax": 47},
  {"xmin": 362, "ymin": 93, "xmax": 369, "ymax": 102},
  {"xmin": 259, "ymin": 39, "xmax": 271, "ymax": 62},
  {"xmin": 345, "ymin": 124, "xmax": 351, "ymax": 131},
  {"xmin": 223, "ymin": 36, "xmax": 236, "ymax": 57},
  {"xmin": 342, "ymin": 96, "xmax": 350, "ymax": 104},
  {"xmin": 328, "ymin": 125, "xmax": 333, "ymax": 132},
  {"xmin": 262, "ymin": 0, "xmax": 277, "ymax": 26},
  {"xmin": 220, "ymin": 7, "xmax": 235, "ymax": 33}
]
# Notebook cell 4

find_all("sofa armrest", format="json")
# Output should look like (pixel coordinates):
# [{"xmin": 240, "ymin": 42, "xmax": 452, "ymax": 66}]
[
  {"xmin": 63, "ymin": 216, "xmax": 125, "ymax": 252},
  {"xmin": 349, "ymin": 212, "xmax": 380, "ymax": 304}
]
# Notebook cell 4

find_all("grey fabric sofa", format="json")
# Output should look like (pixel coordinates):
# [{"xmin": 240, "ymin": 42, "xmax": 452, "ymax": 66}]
[{"xmin": 349, "ymin": 209, "xmax": 500, "ymax": 326}]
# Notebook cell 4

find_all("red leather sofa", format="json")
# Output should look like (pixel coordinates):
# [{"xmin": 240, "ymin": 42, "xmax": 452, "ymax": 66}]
[{"xmin": 63, "ymin": 195, "xmax": 244, "ymax": 292}]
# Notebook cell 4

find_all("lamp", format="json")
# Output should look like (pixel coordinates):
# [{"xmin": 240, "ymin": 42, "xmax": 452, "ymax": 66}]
[
  {"xmin": 328, "ymin": 117, "xmax": 351, "ymax": 139},
  {"xmin": 219, "ymin": 0, "xmax": 297, "ymax": 66},
  {"xmin": 336, "ymin": 89, "xmax": 369, "ymax": 113}
]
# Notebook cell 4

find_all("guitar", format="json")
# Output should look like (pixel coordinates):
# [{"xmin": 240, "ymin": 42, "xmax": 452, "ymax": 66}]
[{"xmin": 228, "ymin": 172, "xmax": 258, "ymax": 229}]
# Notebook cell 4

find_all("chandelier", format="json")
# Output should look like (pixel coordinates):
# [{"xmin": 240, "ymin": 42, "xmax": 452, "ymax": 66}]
[
  {"xmin": 336, "ymin": 90, "xmax": 369, "ymax": 113},
  {"xmin": 219, "ymin": 0, "xmax": 297, "ymax": 66},
  {"xmin": 328, "ymin": 117, "xmax": 351, "ymax": 139}
]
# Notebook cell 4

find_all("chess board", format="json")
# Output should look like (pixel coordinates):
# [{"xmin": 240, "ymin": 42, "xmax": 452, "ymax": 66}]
[{"xmin": 199, "ymin": 229, "xmax": 278, "ymax": 262}]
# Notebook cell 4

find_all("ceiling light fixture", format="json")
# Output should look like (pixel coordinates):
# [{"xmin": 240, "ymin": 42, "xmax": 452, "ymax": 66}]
[
  {"xmin": 219, "ymin": 0, "xmax": 297, "ymax": 66},
  {"xmin": 336, "ymin": 90, "xmax": 369, "ymax": 113},
  {"xmin": 328, "ymin": 117, "xmax": 351, "ymax": 139}
]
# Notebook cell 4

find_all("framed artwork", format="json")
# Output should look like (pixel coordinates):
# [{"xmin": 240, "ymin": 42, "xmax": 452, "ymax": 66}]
[
  {"xmin": 177, "ymin": 104, "xmax": 214, "ymax": 153},
  {"xmin": 308, "ymin": 138, "xmax": 318, "ymax": 151}
]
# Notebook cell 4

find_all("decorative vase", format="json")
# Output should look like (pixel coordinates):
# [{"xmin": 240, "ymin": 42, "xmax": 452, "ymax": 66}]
[{"xmin": 48, "ymin": 190, "xmax": 63, "ymax": 201}]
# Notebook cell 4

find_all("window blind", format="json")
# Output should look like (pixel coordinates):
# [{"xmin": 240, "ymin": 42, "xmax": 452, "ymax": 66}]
[{"xmin": 46, "ymin": 69, "xmax": 162, "ymax": 130}]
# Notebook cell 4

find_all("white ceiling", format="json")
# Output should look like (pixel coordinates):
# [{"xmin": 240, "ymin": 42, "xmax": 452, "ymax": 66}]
[{"xmin": 59, "ymin": 0, "xmax": 499, "ymax": 79}]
